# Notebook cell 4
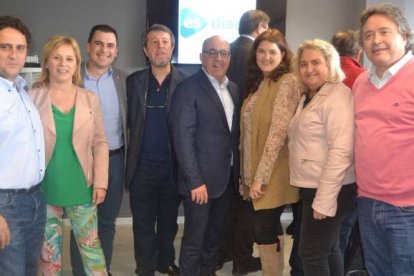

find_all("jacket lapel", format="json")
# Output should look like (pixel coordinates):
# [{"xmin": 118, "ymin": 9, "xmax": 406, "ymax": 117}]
[
  {"xmin": 73, "ymin": 89, "xmax": 92, "ymax": 136},
  {"xmin": 167, "ymin": 66, "xmax": 184, "ymax": 112},
  {"xmin": 37, "ymin": 88, "xmax": 56, "ymax": 136},
  {"xmin": 197, "ymin": 70, "xmax": 230, "ymax": 131},
  {"xmin": 228, "ymin": 83, "xmax": 239, "ymax": 133}
]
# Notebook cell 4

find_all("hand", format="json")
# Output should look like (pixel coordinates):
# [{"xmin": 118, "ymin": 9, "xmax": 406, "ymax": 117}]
[
  {"xmin": 31, "ymin": 81, "xmax": 47, "ymax": 89},
  {"xmin": 0, "ymin": 215, "xmax": 11, "ymax": 249},
  {"xmin": 249, "ymin": 181, "xmax": 265, "ymax": 199},
  {"xmin": 93, "ymin": 188, "xmax": 107, "ymax": 205},
  {"xmin": 191, "ymin": 184, "xmax": 208, "ymax": 205},
  {"xmin": 313, "ymin": 209, "xmax": 327, "ymax": 220}
]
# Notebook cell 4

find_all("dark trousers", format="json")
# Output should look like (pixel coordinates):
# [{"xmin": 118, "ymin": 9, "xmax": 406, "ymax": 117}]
[
  {"xmin": 217, "ymin": 194, "xmax": 256, "ymax": 268},
  {"xmin": 129, "ymin": 161, "xmax": 180, "ymax": 276},
  {"xmin": 253, "ymin": 204, "xmax": 284, "ymax": 245},
  {"xmin": 70, "ymin": 150, "xmax": 125, "ymax": 275},
  {"xmin": 289, "ymin": 201, "xmax": 304, "ymax": 276},
  {"xmin": 299, "ymin": 184, "xmax": 357, "ymax": 276},
  {"xmin": 179, "ymin": 183, "xmax": 234, "ymax": 276}
]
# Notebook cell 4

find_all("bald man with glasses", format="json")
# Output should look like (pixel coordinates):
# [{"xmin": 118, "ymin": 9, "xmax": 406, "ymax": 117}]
[{"xmin": 170, "ymin": 35, "xmax": 242, "ymax": 276}]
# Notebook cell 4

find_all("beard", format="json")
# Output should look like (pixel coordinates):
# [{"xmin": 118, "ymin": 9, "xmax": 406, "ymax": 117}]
[{"xmin": 150, "ymin": 55, "xmax": 171, "ymax": 68}]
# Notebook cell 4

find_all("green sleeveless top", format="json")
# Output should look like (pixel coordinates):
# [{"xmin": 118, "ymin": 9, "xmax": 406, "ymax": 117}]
[{"xmin": 42, "ymin": 105, "xmax": 92, "ymax": 206}]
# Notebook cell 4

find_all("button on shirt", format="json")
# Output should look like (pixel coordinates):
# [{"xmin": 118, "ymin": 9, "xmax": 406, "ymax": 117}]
[
  {"xmin": 0, "ymin": 75, "xmax": 45, "ymax": 189},
  {"xmin": 84, "ymin": 65, "xmax": 123, "ymax": 150}
]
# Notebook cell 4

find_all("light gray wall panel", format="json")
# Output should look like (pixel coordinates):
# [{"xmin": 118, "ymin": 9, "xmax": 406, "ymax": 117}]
[{"xmin": 2, "ymin": 0, "xmax": 147, "ymax": 73}]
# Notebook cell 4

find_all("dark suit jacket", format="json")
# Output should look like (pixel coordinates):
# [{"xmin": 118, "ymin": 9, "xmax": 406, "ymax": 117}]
[
  {"xmin": 227, "ymin": 36, "xmax": 254, "ymax": 96},
  {"xmin": 170, "ymin": 69, "xmax": 241, "ymax": 198},
  {"xmin": 125, "ymin": 66, "xmax": 186, "ymax": 188}
]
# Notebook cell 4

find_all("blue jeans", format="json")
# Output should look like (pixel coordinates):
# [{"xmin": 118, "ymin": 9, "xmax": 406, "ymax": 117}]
[
  {"xmin": 71, "ymin": 150, "xmax": 125, "ymax": 275},
  {"xmin": 0, "ymin": 185, "xmax": 46, "ymax": 276},
  {"xmin": 358, "ymin": 197, "xmax": 414, "ymax": 276}
]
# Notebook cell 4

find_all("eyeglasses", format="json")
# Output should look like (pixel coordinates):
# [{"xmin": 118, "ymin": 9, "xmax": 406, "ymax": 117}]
[
  {"xmin": 202, "ymin": 49, "xmax": 230, "ymax": 59},
  {"xmin": 145, "ymin": 88, "xmax": 168, "ymax": 109}
]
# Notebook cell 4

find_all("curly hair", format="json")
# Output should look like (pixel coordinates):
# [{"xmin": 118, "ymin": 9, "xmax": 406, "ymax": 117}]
[{"xmin": 245, "ymin": 29, "xmax": 293, "ymax": 96}]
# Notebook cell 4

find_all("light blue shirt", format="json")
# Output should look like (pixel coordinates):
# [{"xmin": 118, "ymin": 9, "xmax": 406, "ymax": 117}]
[
  {"xmin": 84, "ymin": 64, "xmax": 123, "ymax": 150},
  {"xmin": 0, "ymin": 75, "xmax": 45, "ymax": 189}
]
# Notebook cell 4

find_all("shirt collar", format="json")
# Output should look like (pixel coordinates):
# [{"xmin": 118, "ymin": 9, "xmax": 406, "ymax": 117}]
[
  {"xmin": 369, "ymin": 51, "xmax": 413, "ymax": 80},
  {"xmin": 84, "ymin": 61, "xmax": 113, "ymax": 80},
  {"xmin": 240, "ymin": 34, "xmax": 255, "ymax": 41},
  {"xmin": 202, "ymin": 67, "xmax": 229, "ymax": 89},
  {"xmin": 0, "ymin": 75, "xmax": 27, "ymax": 93}
]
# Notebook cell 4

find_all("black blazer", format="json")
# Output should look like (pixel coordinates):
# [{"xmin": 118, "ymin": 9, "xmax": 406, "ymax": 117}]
[
  {"xmin": 125, "ymin": 66, "xmax": 186, "ymax": 188},
  {"xmin": 170, "ymin": 69, "xmax": 241, "ymax": 198},
  {"xmin": 227, "ymin": 36, "xmax": 254, "ymax": 96}
]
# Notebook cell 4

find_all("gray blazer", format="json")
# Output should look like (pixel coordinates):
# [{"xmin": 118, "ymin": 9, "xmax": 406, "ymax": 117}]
[{"xmin": 81, "ymin": 62, "xmax": 128, "ymax": 152}]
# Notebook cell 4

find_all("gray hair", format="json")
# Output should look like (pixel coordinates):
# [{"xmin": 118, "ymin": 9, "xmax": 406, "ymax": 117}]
[
  {"xmin": 142, "ymin": 24, "xmax": 175, "ymax": 48},
  {"xmin": 359, "ymin": 4, "xmax": 413, "ymax": 52}
]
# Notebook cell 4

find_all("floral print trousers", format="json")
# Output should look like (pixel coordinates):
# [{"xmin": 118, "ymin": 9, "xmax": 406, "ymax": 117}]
[{"xmin": 41, "ymin": 203, "xmax": 107, "ymax": 275}]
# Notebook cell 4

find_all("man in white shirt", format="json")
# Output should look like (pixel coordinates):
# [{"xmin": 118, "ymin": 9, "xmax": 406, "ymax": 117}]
[{"xmin": 0, "ymin": 15, "xmax": 46, "ymax": 276}]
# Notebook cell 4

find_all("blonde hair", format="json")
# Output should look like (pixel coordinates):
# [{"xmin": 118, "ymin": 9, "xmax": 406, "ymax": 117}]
[
  {"xmin": 38, "ymin": 35, "xmax": 82, "ymax": 86},
  {"xmin": 293, "ymin": 39, "xmax": 345, "ymax": 90}
]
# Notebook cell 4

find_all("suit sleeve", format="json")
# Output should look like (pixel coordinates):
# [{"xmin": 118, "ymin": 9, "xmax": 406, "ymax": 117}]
[{"xmin": 170, "ymin": 81, "xmax": 204, "ymax": 190}]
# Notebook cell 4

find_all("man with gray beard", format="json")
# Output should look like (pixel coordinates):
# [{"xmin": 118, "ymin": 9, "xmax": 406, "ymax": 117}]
[{"xmin": 126, "ymin": 24, "xmax": 186, "ymax": 276}]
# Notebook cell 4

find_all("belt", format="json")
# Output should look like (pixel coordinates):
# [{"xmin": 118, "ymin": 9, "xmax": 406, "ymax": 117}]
[
  {"xmin": 0, "ymin": 184, "xmax": 40, "ymax": 193},
  {"xmin": 109, "ymin": 146, "xmax": 124, "ymax": 157}
]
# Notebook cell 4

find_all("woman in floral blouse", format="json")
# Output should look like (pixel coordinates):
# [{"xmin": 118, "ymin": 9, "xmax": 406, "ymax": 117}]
[{"xmin": 240, "ymin": 28, "xmax": 300, "ymax": 276}]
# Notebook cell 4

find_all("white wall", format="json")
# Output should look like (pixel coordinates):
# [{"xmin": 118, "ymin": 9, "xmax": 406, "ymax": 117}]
[{"xmin": 286, "ymin": 0, "xmax": 366, "ymax": 52}]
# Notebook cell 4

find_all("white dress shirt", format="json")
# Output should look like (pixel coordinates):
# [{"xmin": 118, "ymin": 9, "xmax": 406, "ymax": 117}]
[
  {"xmin": 368, "ymin": 51, "xmax": 413, "ymax": 89},
  {"xmin": 0, "ymin": 75, "xmax": 45, "ymax": 189},
  {"xmin": 203, "ymin": 68, "xmax": 234, "ymax": 129}
]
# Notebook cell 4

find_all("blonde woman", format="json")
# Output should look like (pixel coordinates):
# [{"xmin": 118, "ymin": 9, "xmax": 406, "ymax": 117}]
[
  {"xmin": 29, "ymin": 35, "xmax": 108, "ymax": 275},
  {"xmin": 288, "ymin": 39, "xmax": 356, "ymax": 276}
]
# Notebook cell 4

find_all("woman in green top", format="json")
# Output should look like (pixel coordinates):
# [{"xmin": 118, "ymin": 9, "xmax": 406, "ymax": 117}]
[{"xmin": 29, "ymin": 35, "xmax": 109, "ymax": 276}]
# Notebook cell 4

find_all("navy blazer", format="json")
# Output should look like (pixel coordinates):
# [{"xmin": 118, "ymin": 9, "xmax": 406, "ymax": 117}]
[
  {"xmin": 170, "ymin": 69, "xmax": 241, "ymax": 198},
  {"xmin": 126, "ymin": 66, "xmax": 186, "ymax": 188}
]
